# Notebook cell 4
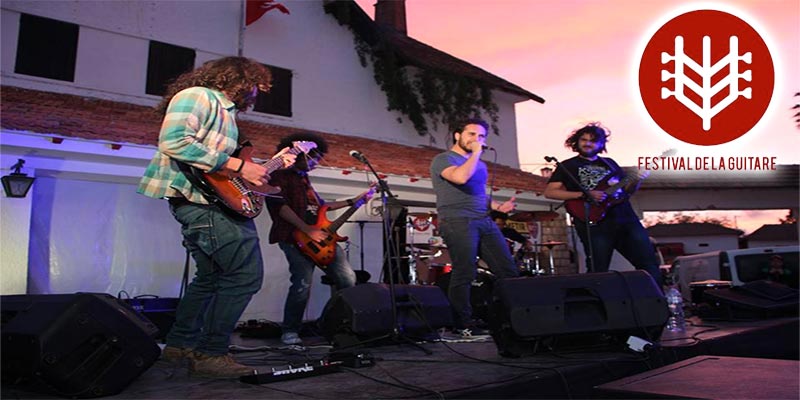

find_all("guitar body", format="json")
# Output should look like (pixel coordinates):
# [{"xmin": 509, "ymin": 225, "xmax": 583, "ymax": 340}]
[
  {"xmin": 563, "ymin": 152, "xmax": 663, "ymax": 224},
  {"xmin": 183, "ymin": 141, "xmax": 317, "ymax": 219},
  {"xmin": 200, "ymin": 146, "xmax": 265, "ymax": 219},
  {"xmin": 292, "ymin": 205, "xmax": 348, "ymax": 268},
  {"xmin": 564, "ymin": 178, "xmax": 629, "ymax": 224}
]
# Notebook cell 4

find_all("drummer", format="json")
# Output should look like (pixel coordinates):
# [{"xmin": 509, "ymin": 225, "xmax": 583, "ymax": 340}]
[{"xmin": 490, "ymin": 210, "xmax": 534, "ymax": 256}]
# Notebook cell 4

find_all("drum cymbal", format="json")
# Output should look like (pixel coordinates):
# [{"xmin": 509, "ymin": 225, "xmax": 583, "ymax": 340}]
[{"xmin": 509, "ymin": 211, "xmax": 560, "ymax": 222}]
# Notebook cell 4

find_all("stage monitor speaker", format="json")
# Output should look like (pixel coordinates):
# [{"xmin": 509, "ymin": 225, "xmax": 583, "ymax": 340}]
[
  {"xmin": 319, "ymin": 283, "xmax": 453, "ymax": 346},
  {"xmin": 489, "ymin": 271, "xmax": 668, "ymax": 357},
  {"xmin": 700, "ymin": 280, "xmax": 798, "ymax": 320},
  {"xmin": 1, "ymin": 293, "xmax": 161, "ymax": 398},
  {"xmin": 596, "ymin": 355, "xmax": 799, "ymax": 399}
]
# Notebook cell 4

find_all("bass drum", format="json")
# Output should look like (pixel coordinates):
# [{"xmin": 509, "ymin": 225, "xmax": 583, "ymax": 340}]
[{"xmin": 435, "ymin": 270, "xmax": 495, "ymax": 323}]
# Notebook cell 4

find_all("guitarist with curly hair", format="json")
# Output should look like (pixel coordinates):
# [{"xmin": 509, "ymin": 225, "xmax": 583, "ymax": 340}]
[
  {"xmin": 266, "ymin": 132, "xmax": 375, "ymax": 346},
  {"xmin": 138, "ymin": 57, "xmax": 296, "ymax": 377},
  {"xmin": 543, "ymin": 123, "xmax": 663, "ymax": 287}
]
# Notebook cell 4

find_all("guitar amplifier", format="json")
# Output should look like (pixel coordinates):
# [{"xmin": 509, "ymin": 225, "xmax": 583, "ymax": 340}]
[{"xmin": 123, "ymin": 296, "xmax": 179, "ymax": 340}]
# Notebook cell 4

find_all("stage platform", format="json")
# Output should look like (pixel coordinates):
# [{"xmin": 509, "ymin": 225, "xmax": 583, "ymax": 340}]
[{"xmin": 2, "ymin": 317, "xmax": 797, "ymax": 399}]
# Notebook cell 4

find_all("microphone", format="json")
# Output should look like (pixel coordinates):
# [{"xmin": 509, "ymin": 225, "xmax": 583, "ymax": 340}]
[
  {"xmin": 544, "ymin": 156, "xmax": 557, "ymax": 162},
  {"xmin": 350, "ymin": 150, "xmax": 368, "ymax": 164},
  {"xmin": 481, "ymin": 145, "xmax": 495, "ymax": 151}
]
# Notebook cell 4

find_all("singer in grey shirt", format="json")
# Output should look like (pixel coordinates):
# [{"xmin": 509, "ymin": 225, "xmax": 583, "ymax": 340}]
[{"xmin": 429, "ymin": 118, "xmax": 519, "ymax": 336}]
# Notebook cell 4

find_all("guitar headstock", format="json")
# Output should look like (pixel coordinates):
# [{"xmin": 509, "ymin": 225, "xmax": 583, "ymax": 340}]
[{"xmin": 292, "ymin": 141, "xmax": 318, "ymax": 155}]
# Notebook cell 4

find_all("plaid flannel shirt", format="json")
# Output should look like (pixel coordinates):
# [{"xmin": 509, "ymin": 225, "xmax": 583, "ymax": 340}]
[
  {"xmin": 266, "ymin": 169, "xmax": 324, "ymax": 244},
  {"xmin": 137, "ymin": 87, "xmax": 237, "ymax": 203}
]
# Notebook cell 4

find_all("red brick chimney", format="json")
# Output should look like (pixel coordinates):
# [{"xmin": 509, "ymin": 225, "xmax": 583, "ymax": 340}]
[{"xmin": 374, "ymin": 0, "xmax": 407, "ymax": 35}]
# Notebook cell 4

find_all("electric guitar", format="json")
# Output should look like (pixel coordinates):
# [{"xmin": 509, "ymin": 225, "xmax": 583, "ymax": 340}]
[
  {"xmin": 564, "ymin": 168, "xmax": 650, "ymax": 224},
  {"xmin": 185, "ymin": 141, "xmax": 317, "ymax": 219},
  {"xmin": 292, "ymin": 185, "xmax": 377, "ymax": 267}
]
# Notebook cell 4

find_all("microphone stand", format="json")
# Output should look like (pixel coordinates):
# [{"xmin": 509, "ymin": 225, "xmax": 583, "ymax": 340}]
[
  {"xmin": 342, "ymin": 153, "xmax": 431, "ymax": 355},
  {"xmin": 547, "ymin": 156, "xmax": 598, "ymax": 274}
]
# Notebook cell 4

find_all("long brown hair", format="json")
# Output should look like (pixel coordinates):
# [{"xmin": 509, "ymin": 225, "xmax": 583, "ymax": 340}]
[
  {"xmin": 564, "ymin": 122, "xmax": 610, "ymax": 153},
  {"xmin": 156, "ymin": 56, "xmax": 272, "ymax": 116}
]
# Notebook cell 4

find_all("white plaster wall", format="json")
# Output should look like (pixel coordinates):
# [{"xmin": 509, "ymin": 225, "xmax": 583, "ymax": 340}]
[
  {"xmin": 1, "ymin": 1, "xmax": 527, "ymax": 167},
  {"xmin": 0, "ymin": 169, "xmax": 33, "ymax": 295},
  {"xmin": 0, "ymin": 0, "xmax": 239, "ymax": 54},
  {"xmin": 75, "ymin": 27, "xmax": 149, "ymax": 95},
  {"xmin": 0, "ymin": 8, "xmax": 21, "ymax": 74}
]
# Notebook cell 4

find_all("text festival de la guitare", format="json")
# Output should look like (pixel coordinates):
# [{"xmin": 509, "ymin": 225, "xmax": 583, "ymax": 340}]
[{"xmin": 637, "ymin": 156, "xmax": 777, "ymax": 171}]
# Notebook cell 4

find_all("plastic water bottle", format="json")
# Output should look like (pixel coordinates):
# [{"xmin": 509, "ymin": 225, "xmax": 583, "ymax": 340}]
[{"xmin": 665, "ymin": 286, "xmax": 686, "ymax": 332}]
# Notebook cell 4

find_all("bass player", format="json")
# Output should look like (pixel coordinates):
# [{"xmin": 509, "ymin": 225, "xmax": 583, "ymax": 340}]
[
  {"xmin": 543, "ymin": 122, "xmax": 663, "ymax": 287},
  {"xmin": 266, "ymin": 132, "xmax": 375, "ymax": 346}
]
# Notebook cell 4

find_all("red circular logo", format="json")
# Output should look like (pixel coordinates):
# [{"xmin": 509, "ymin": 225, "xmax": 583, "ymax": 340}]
[{"xmin": 639, "ymin": 9, "xmax": 774, "ymax": 145}]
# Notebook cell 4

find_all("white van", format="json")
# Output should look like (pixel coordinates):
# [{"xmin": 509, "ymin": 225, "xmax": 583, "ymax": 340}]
[{"xmin": 672, "ymin": 245, "xmax": 799, "ymax": 301}]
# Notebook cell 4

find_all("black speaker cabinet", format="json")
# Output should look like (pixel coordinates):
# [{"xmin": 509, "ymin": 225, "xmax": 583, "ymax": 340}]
[
  {"xmin": 700, "ymin": 280, "xmax": 799, "ymax": 320},
  {"xmin": 489, "ymin": 271, "xmax": 668, "ymax": 357},
  {"xmin": 319, "ymin": 283, "xmax": 453, "ymax": 345},
  {"xmin": 1, "ymin": 293, "xmax": 161, "ymax": 398}
]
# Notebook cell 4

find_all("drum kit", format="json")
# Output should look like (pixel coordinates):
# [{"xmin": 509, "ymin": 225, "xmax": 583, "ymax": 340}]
[
  {"xmin": 406, "ymin": 212, "xmax": 451, "ymax": 285},
  {"xmin": 400, "ymin": 209, "xmax": 565, "ymax": 322},
  {"xmin": 405, "ymin": 209, "xmax": 565, "ymax": 283}
]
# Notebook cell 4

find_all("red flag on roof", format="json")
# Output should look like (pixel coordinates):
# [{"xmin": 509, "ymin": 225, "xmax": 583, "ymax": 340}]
[{"xmin": 246, "ymin": 0, "xmax": 290, "ymax": 26}]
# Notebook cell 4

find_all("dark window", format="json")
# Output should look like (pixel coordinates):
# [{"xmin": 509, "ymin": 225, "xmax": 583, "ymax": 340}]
[
  {"xmin": 253, "ymin": 64, "xmax": 292, "ymax": 117},
  {"xmin": 15, "ymin": 14, "xmax": 79, "ymax": 81},
  {"xmin": 146, "ymin": 41, "xmax": 196, "ymax": 96}
]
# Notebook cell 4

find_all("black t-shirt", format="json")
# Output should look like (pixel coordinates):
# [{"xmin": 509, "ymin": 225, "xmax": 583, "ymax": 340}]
[{"xmin": 548, "ymin": 156, "xmax": 640, "ymax": 223}]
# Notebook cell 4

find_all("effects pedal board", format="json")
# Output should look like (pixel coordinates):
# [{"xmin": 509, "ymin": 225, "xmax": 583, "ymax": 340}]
[
  {"xmin": 239, "ymin": 352, "xmax": 375, "ymax": 384},
  {"xmin": 240, "ymin": 360, "xmax": 340, "ymax": 384}
]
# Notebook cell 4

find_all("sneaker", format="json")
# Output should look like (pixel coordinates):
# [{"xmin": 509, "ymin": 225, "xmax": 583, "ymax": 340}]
[
  {"xmin": 190, "ymin": 353, "xmax": 254, "ymax": 378},
  {"xmin": 453, "ymin": 326, "xmax": 490, "ymax": 337},
  {"xmin": 281, "ymin": 332, "xmax": 303, "ymax": 345},
  {"xmin": 161, "ymin": 346, "xmax": 194, "ymax": 366}
]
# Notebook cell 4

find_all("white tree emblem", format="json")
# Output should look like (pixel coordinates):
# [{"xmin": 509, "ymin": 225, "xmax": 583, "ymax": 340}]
[{"xmin": 660, "ymin": 36, "xmax": 752, "ymax": 131}]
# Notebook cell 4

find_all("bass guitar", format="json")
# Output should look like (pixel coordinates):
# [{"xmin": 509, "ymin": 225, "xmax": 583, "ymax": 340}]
[
  {"xmin": 293, "ymin": 185, "xmax": 376, "ymax": 267},
  {"xmin": 564, "ymin": 169, "xmax": 650, "ymax": 224},
  {"xmin": 186, "ymin": 141, "xmax": 317, "ymax": 219}
]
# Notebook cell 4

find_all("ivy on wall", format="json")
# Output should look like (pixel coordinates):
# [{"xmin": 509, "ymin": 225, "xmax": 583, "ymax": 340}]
[{"xmin": 324, "ymin": 2, "xmax": 500, "ymax": 142}]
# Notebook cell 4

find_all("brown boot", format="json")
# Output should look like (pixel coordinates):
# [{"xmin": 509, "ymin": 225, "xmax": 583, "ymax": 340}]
[
  {"xmin": 161, "ymin": 346, "xmax": 194, "ymax": 367},
  {"xmin": 190, "ymin": 352, "xmax": 254, "ymax": 378}
]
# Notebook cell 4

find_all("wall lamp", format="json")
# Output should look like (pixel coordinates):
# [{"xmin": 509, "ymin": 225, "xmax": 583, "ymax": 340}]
[{"xmin": 2, "ymin": 159, "xmax": 35, "ymax": 198}]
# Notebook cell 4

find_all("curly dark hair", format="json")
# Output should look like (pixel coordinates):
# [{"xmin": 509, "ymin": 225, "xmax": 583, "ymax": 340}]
[
  {"xmin": 451, "ymin": 118, "xmax": 490, "ymax": 144},
  {"xmin": 276, "ymin": 132, "xmax": 329, "ymax": 156},
  {"xmin": 564, "ymin": 122, "xmax": 610, "ymax": 154},
  {"xmin": 156, "ymin": 56, "xmax": 272, "ymax": 116}
]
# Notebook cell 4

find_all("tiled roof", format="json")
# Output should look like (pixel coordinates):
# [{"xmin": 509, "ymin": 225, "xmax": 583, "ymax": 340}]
[
  {"xmin": 0, "ymin": 86, "xmax": 548, "ymax": 193},
  {"xmin": 745, "ymin": 224, "xmax": 799, "ymax": 242},
  {"xmin": 647, "ymin": 222, "xmax": 744, "ymax": 237},
  {"xmin": 324, "ymin": 1, "xmax": 544, "ymax": 103}
]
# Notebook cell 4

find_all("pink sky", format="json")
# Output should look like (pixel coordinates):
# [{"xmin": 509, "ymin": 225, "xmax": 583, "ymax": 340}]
[{"xmin": 355, "ymin": 0, "xmax": 799, "ymax": 234}]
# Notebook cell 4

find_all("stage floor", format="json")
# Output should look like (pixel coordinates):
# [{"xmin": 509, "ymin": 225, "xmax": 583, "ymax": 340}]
[{"xmin": 2, "ymin": 317, "xmax": 797, "ymax": 399}]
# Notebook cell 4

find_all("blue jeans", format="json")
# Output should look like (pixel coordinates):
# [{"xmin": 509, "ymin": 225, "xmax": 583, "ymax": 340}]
[
  {"xmin": 279, "ymin": 242, "xmax": 356, "ymax": 333},
  {"xmin": 575, "ymin": 219, "xmax": 663, "ymax": 287},
  {"xmin": 166, "ymin": 203, "xmax": 263, "ymax": 356},
  {"xmin": 439, "ymin": 216, "xmax": 519, "ymax": 328}
]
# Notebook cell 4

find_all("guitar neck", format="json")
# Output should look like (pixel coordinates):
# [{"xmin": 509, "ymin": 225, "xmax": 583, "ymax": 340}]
[
  {"xmin": 261, "ymin": 147, "xmax": 305, "ymax": 174},
  {"xmin": 328, "ymin": 200, "xmax": 361, "ymax": 232},
  {"xmin": 604, "ymin": 174, "xmax": 640, "ymax": 195}
]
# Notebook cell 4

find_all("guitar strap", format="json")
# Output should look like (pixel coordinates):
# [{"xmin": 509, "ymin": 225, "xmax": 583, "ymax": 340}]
[{"xmin": 302, "ymin": 175, "xmax": 321, "ymax": 224}]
